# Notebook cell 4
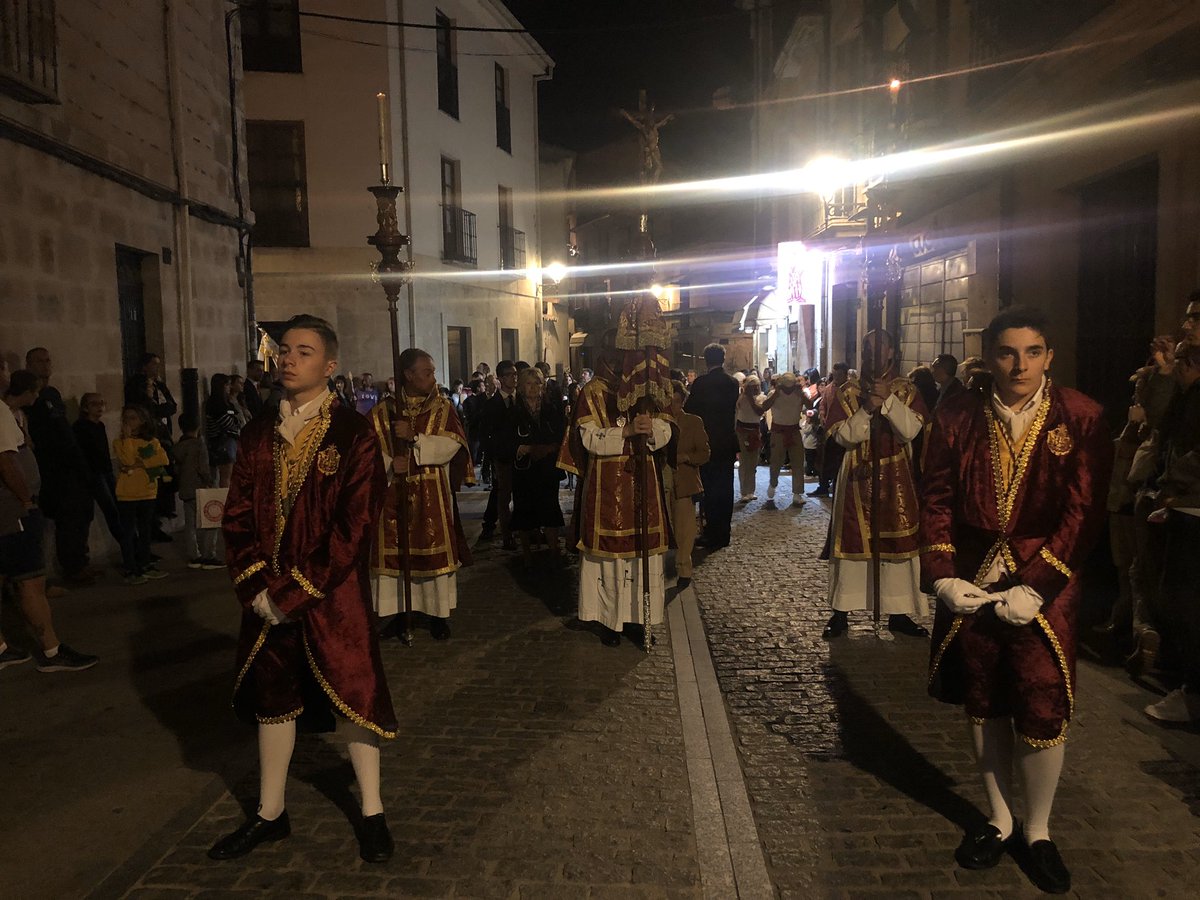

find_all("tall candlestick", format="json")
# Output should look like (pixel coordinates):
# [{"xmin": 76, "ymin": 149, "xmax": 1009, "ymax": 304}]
[{"xmin": 376, "ymin": 91, "xmax": 392, "ymax": 185}]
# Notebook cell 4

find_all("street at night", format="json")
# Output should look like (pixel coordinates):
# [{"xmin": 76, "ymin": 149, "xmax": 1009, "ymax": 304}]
[{"xmin": 4, "ymin": 1, "xmax": 1200, "ymax": 898}]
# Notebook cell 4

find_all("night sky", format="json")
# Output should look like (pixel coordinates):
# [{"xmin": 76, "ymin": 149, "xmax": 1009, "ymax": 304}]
[{"xmin": 506, "ymin": 0, "xmax": 753, "ymax": 178}]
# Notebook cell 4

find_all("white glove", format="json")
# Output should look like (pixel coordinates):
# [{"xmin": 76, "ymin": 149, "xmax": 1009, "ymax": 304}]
[
  {"xmin": 252, "ymin": 590, "xmax": 289, "ymax": 625},
  {"xmin": 993, "ymin": 585, "xmax": 1043, "ymax": 626},
  {"xmin": 934, "ymin": 578, "xmax": 989, "ymax": 614}
]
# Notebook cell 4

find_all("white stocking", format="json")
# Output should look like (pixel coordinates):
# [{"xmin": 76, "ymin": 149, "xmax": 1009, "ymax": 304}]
[
  {"xmin": 1016, "ymin": 740, "xmax": 1065, "ymax": 843},
  {"xmin": 970, "ymin": 719, "xmax": 1014, "ymax": 839},
  {"xmin": 343, "ymin": 722, "xmax": 383, "ymax": 817},
  {"xmin": 257, "ymin": 720, "xmax": 296, "ymax": 821}
]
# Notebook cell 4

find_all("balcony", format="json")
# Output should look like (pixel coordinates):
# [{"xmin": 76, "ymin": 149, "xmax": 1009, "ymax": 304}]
[
  {"xmin": 0, "ymin": 0, "xmax": 58, "ymax": 103},
  {"xmin": 442, "ymin": 205, "xmax": 477, "ymax": 266},
  {"xmin": 499, "ymin": 226, "xmax": 525, "ymax": 270}
]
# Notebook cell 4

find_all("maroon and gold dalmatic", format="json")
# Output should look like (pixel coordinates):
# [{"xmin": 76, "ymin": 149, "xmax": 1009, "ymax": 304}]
[
  {"xmin": 224, "ymin": 393, "xmax": 396, "ymax": 738},
  {"xmin": 557, "ymin": 377, "xmax": 672, "ymax": 558},
  {"xmin": 825, "ymin": 377, "xmax": 928, "ymax": 560},
  {"xmin": 368, "ymin": 390, "xmax": 472, "ymax": 578},
  {"xmin": 920, "ymin": 383, "xmax": 1111, "ymax": 747}
]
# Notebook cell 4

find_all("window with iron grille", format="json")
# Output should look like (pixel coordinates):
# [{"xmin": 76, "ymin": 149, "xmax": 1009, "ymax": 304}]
[
  {"xmin": 0, "ymin": 0, "xmax": 58, "ymax": 102},
  {"xmin": 240, "ymin": 0, "xmax": 302, "ymax": 73},
  {"xmin": 441, "ymin": 156, "xmax": 476, "ymax": 265},
  {"xmin": 494, "ymin": 63, "xmax": 511, "ymax": 153},
  {"xmin": 247, "ymin": 121, "xmax": 310, "ymax": 247},
  {"xmin": 436, "ymin": 10, "xmax": 458, "ymax": 118}
]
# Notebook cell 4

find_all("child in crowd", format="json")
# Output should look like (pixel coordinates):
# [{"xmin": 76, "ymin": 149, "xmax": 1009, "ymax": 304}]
[
  {"xmin": 174, "ymin": 413, "xmax": 222, "ymax": 570},
  {"xmin": 113, "ymin": 405, "xmax": 170, "ymax": 585}
]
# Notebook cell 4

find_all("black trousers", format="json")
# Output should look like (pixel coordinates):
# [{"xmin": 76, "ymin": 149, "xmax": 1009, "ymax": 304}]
[
  {"xmin": 699, "ymin": 457, "xmax": 734, "ymax": 544},
  {"xmin": 818, "ymin": 441, "xmax": 844, "ymax": 492},
  {"xmin": 48, "ymin": 493, "xmax": 93, "ymax": 576}
]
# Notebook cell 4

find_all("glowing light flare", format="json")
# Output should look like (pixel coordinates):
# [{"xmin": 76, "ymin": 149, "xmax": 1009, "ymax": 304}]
[{"xmin": 889, "ymin": 78, "xmax": 902, "ymax": 92}]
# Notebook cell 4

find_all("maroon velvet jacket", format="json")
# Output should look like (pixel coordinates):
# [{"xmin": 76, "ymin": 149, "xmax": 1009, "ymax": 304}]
[
  {"xmin": 921, "ymin": 383, "xmax": 1111, "ymax": 710},
  {"xmin": 224, "ymin": 394, "xmax": 396, "ymax": 738}
]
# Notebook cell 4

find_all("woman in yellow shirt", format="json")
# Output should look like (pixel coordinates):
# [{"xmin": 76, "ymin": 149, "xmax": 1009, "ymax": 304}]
[{"xmin": 113, "ymin": 405, "xmax": 171, "ymax": 585}]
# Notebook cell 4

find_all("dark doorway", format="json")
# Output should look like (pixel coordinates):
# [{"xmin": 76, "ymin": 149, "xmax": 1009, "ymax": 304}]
[
  {"xmin": 1077, "ymin": 160, "xmax": 1158, "ymax": 428},
  {"xmin": 116, "ymin": 245, "xmax": 150, "ymax": 378},
  {"xmin": 446, "ymin": 326, "xmax": 471, "ymax": 386}
]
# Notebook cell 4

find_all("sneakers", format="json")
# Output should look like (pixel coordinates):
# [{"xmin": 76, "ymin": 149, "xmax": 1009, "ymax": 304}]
[
  {"xmin": 124, "ymin": 573, "xmax": 149, "ymax": 586},
  {"xmin": 142, "ymin": 567, "xmax": 169, "ymax": 580},
  {"xmin": 188, "ymin": 558, "xmax": 206, "ymax": 569},
  {"xmin": 1144, "ymin": 687, "xmax": 1200, "ymax": 723},
  {"xmin": 35, "ymin": 644, "xmax": 99, "ymax": 673},
  {"xmin": 201, "ymin": 558, "xmax": 224, "ymax": 570},
  {"xmin": 0, "ymin": 646, "xmax": 33, "ymax": 671}
]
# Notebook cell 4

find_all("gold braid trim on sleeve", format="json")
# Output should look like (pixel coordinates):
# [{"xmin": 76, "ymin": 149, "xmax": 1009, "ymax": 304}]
[
  {"xmin": 921, "ymin": 543, "xmax": 955, "ymax": 554},
  {"xmin": 1038, "ymin": 546, "xmax": 1073, "ymax": 579},
  {"xmin": 290, "ymin": 567, "xmax": 325, "ymax": 600},
  {"xmin": 233, "ymin": 561, "xmax": 267, "ymax": 585}
]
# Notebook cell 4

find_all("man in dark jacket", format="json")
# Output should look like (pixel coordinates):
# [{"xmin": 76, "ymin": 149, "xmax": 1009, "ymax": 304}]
[
  {"xmin": 684, "ymin": 343, "xmax": 739, "ymax": 549},
  {"xmin": 24, "ymin": 347, "xmax": 95, "ymax": 585},
  {"xmin": 479, "ymin": 360, "xmax": 518, "ymax": 547}
]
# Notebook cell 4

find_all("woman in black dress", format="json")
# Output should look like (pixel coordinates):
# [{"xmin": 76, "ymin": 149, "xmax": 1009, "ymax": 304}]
[{"xmin": 497, "ymin": 367, "xmax": 566, "ymax": 566}]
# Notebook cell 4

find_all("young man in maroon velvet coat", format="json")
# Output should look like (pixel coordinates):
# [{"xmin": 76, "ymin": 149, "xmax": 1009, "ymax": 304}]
[
  {"xmin": 209, "ymin": 315, "xmax": 396, "ymax": 864},
  {"xmin": 920, "ymin": 309, "xmax": 1110, "ymax": 894}
]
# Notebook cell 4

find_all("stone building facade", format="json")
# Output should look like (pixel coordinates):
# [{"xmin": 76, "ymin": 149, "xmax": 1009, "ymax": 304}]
[
  {"xmin": 754, "ymin": 0, "xmax": 1200, "ymax": 417},
  {"xmin": 0, "ymin": 0, "xmax": 251, "ymax": 417},
  {"xmin": 243, "ymin": 0, "xmax": 553, "ymax": 385}
]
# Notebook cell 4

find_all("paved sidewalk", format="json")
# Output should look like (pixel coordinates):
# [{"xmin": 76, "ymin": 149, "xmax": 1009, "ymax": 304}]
[
  {"xmin": 88, "ymin": 490, "xmax": 723, "ymax": 900},
  {"xmin": 692, "ymin": 463, "xmax": 1200, "ymax": 899}
]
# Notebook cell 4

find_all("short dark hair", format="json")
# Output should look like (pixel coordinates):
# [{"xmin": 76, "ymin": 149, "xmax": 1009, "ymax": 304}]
[
  {"xmin": 497, "ymin": 360, "xmax": 516, "ymax": 376},
  {"xmin": 5, "ymin": 369, "xmax": 39, "ymax": 397},
  {"xmin": 832, "ymin": 362, "xmax": 849, "ymax": 373},
  {"xmin": 982, "ymin": 308, "xmax": 1050, "ymax": 353},
  {"xmin": 24, "ymin": 347, "xmax": 48, "ymax": 366},
  {"xmin": 179, "ymin": 412, "xmax": 198, "ymax": 434},
  {"xmin": 534, "ymin": 361, "xmax": 551, "ymax": 375},
  {"xmin": 703, "ymin": 342, "xmax": 725, "ymax": 368},
  {"xmin": 515, "ymin": 360, "xmax": 530, "ymax": 372},
  {"xmin": 671, "ymin": 379, "xmax": 688, "ymax": 402},
  {"xmin": 282, "ymin": 314, "xmax": 339, "ymax": 359},
  {"xmin": 398, "ymin": 348, "xmax": 434, "ymax": 378},
  {"xmin": 137, "ymin": 352, "xmax": 161, "ymax": 370},
  {"xmin": 932, "ymin": 353, "xmax": 958, "ymax": 376},
  {"xmin": 247, "ymin": 359, "xmax": 264, "ymax": 372}
]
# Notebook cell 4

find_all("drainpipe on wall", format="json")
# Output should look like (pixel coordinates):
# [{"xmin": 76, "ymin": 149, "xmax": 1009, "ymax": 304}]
[
  {"xmin": 163, "ymin": 0, "xmax": 197, "ymax": 415},
  {"xmin": 532, "ymin": 64, "xmax": 553, "ymax": 363}
]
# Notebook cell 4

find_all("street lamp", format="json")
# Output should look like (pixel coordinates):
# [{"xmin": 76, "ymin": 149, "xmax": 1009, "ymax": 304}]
[{"xmin": 544, "ymin": 260, "xmax": 567, "ymax": 285}]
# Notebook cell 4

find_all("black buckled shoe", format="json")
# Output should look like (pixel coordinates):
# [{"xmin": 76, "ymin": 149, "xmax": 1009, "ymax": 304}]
[
  {"xmin": 358, "ymin": 812, "xmax": 394, "ymax": 863},
  {"xmin": 599, "ymin": 626, "xmax": 622, "ymax": 647},
  {"xmin": 954, "ymin": 823, "xmax": 1010, "ymax": 870},
  {"xmin": 430, "ymin": 617, "xmax": 451, "ymax": 640},
  {"xmin": 822, "ymin": 612, "xmax": 848, "ymax": 639},
  {"xmin": 888, "ymin": 614, "xmax": 930, "ymax": 638},
  {"xmin": 1026, "ymin": 839, "xmax": 1071, "ymax": 894},
  {"xmin": 207, "ymin": 811, "xmax": 290, "ymax": 860}
]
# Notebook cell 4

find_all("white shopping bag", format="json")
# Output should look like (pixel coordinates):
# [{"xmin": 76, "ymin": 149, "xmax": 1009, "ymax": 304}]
[{"xmin": 196, "ymin": 487, "xmax": 229, "ymax": 529}]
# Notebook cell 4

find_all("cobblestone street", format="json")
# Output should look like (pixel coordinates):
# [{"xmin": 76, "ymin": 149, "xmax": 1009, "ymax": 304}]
[
  {"xmin": 692, "ymin": 464, "xmax": 1200, "ymax": 899},
  {"xmin": 5, "ymin": 467, "xmax": 1200, "ymax": 899}
]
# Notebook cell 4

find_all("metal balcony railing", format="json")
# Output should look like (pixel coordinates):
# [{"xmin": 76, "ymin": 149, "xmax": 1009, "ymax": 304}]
[
  {"xmin": 442, "ymin": 205, "xmax": 477, "ymax": 266},
  {"xmin": 0, "ymin": 0, "xmax": 58, "ymax": 102},
  {"xmin": 499, "ymin": 226, "xmax": 525, "ymax": 270}
]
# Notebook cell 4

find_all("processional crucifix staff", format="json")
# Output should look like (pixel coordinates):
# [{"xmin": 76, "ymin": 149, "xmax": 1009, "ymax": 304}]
[
  {"xmin": 618, "ymin": 89, "xmax": 674, "ymax": 652},
  {"xmin": 368, "ymin": 92, "xmax": 416, "ymax": 646}
]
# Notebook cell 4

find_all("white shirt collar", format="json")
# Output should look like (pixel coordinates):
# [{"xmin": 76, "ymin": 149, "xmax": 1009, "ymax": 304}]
[
  {"xmin": 990, "ymin": 376, "xmax": 1046, "ymax": 443},
  {"xmin": 277, "ymin": 389, "xmax": 331, "ymax": 445}
]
